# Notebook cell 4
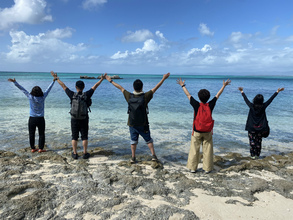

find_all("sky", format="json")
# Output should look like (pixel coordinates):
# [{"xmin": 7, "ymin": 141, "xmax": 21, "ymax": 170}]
[{"xmin": 0, "ymin": 0, "xmax": 293, "ymax": 75}]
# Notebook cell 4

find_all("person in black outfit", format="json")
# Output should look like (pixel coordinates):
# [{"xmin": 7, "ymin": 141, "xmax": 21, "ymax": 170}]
[
  {"xmin": 238, "ymin": 87, "xmax": 284, "ymax": 159},
  {"xmin": 51, "ymin": 71, "xmax": 106, "ymax": 159}
]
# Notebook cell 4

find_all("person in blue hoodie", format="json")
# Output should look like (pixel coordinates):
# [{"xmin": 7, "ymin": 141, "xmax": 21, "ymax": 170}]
[{"xmin": 8, "ymin": 75, "xmax": 57, "ymax": 153}]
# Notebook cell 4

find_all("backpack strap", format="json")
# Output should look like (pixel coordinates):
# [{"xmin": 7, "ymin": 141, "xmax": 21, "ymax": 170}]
[{"xmin": 192, "ymin": 111, "xmax": 196, "ymax": 135}]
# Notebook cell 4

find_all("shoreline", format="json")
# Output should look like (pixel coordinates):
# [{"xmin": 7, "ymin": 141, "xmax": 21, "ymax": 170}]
[{"xmin": 1, "ymin": 147, "xmax": 293, "ymax": 219}]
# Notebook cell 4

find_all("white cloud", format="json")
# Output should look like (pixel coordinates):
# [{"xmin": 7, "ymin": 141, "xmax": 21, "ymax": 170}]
[
  {"xmin": 111, "ymin": 51, "xmax": 129, "ymax": 59},
  {"xmin": 112, "ymin": 30, "xmax": 165, "ymax": 60},
  {"xmin": 198, "ymin": 23, "xmax": 214, "ymax": 36},
  {"xmin": 82, "ymin": 0, "xmax": 107, "ymax": 10},
  {"xmin": 187, "ymin": 44, "xmax": 212, "ymax": 56},
  {"xmin": 5, "ymin": 29, "xmax": 85, "ymax": 63},
  {"xmin": 228, "ymin": 32, "xmax": 253, "ymax": 48},
  {"xmin": 229, "ymin": 32, "xmax": 244, "ymax": 43},
  {"xmin": 155, "ymin": 31, "xmax": 166, "ymax": 41},
  {"xmin": 122, "ymin": 29, "xmax": 154, "ymax": 43},
  {"xmin": 225, "ymin": 51, "xmax": 245, "ymax": 63},
  {"xmin": 0, "ymin": 0, "xmax": 52, "ymax": 30},
  {"xmin": 141, "ymin": 39, "xmax": 159, "ymax": 52},
  {"xmin": 202, "ymin": 55, "xmax": 216, "ymax": 64},
  {"xmin": 111, "ymin": 39, "xmax": 159, "ymax": 60},
  {"xmin": 45, "ymin": 27, "xmax": 74, "ymax": 39}
]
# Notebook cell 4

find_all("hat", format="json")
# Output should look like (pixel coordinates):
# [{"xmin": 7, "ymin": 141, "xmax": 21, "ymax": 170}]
[{"xmin": 75, "ymin": 80, "xmax": 85, "ymax": 90}]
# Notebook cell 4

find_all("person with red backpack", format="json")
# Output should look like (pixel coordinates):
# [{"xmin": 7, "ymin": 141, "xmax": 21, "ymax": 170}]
[{"xmin": 177, "ymin": 78, "xmax": 231, "ymax": 174}]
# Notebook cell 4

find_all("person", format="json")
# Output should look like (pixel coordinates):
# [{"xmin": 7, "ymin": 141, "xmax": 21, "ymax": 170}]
[
  {"xmin": 106, "ymin": 73, "xmax": 170, "ymax": 163},
  {"xmin": 177, "ymin": 78, "xmax": 231, "ymax": 174},
  {"xmin": 238, "ymin": 87, "xmax": 284, "ymax": 159},
  {"xmin": 51, "ymin": 71, "xmax": 107, "ymax": 159},
  {"xmin": 8, "ymin": 75, "xmax": 57, "ymax": 153}
]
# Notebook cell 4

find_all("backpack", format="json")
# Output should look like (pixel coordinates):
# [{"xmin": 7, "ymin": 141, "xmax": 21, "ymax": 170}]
[
  {"xmin": 193, "ymin": 102, "xmax": 214, "ymax": 134},
  {"xmin": 127, "ymin": 93, "xmax": 148, "ymax": 126},
  {"xmin": 70, "ymin": 92, "xmax": 91, "ymax": 119}
]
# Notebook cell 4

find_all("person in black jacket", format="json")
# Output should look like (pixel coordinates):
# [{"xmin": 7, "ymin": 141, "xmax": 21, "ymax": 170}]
[{"xmin": 238, "ymin": 87, "xmax": 284, "ymax": 159}]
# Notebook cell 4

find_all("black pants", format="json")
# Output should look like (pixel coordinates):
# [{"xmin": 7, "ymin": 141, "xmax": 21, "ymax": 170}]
[
  {"xmin": 71, "ymin": 117, "xmax": 89, "ymax": 141},
  {"xmin": 28, "ymin": 117, "xmax": 45, "ymax": 149},
  {"xmin": 248, "ymin": 131, "xmax": 262, "ymax": 157}
]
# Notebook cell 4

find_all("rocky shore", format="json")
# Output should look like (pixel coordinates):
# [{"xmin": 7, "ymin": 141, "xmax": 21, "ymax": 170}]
[{"xmin": 1, "ymin": 147, "xmax": 293, "ymax": 219}]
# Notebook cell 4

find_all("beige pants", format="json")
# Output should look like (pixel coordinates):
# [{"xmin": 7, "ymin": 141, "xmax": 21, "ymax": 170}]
[{"xmin": 186, "ymin": 131, "xmax": 213, "ymax": 172}]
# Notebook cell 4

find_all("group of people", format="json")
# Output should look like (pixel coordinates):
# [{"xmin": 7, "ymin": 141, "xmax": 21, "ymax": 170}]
[{"xmin": 8, "ymin": 72, "xmax": 284, "ymax": 174}]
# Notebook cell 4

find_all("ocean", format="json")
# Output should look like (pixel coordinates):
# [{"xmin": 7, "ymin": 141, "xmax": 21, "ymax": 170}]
[{"xmin": 1, "ymin": 72, "xmax": 292, "ymax": 163}]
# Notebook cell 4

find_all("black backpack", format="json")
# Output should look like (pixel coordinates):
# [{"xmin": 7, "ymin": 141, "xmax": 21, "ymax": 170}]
[
  {"xmin": 70, "ymin": 92, "xmax": 91, "ymax": 119},
  {"xmin": 128, "ymin": 93, "xmax": 148, "ymax": 126}
]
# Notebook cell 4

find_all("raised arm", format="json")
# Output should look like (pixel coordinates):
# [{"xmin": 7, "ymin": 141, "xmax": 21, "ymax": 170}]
[
  {"xmin": 215, "ymin": 79, "xmax": 231, "ymax": 99},
  {"xmin": 51, "ymin": 71, "xmax": 67, "ymax": 91},
  {"xmin": 176, "ymin": 78, "xmax": 191, "ymax": 101},
  {"xmin": 151, "ymin": 72, "xmax": 170, "ymax": 94},
  {"xmin": 91, "ymin": 73, "xmax": 107, "ymax": 91},
  {"xmin": 8, "ymin": 78, "xmax": 30, "ymax": 97},
  {"xmin": 43, "ymin": 80, "xmax": 55, "ymax": 98},
  {"xmin": 263, "ymin": 87, "xmax": 285, "ymax": 108},
  {"xmin": 238, "ymin": 87, "xmax": 253, "ymax": 108},
  {"xmin": 106, "ymin": 74, "xmax": 125, "ymax": 92}
]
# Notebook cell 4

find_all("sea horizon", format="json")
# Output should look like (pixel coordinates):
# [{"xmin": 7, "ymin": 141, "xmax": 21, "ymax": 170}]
[{"xmin": 1, "ymin": 70, "xmax": 293, "ymax": 78}]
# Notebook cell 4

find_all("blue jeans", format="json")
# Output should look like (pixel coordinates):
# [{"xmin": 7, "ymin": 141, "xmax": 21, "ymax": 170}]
[{"xmin": 129, "ymin": 126, "xmax": 153, "ymax": 145}]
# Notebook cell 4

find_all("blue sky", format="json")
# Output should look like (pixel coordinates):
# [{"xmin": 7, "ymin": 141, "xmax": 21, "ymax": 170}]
[{"xmin": 0, "ymin": 0, "xmax": 293, "ymax": 75}]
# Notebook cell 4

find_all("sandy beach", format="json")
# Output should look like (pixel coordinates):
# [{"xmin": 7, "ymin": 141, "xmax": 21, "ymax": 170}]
[{"xmin": 1, "ymin": 146, "xmax": 293, "ymax": 219}]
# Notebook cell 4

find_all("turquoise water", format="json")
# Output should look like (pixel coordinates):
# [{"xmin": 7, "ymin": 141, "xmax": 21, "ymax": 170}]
[{"xmin": 1, "ymin": 72, "xmax": 292, "ymax": 162}]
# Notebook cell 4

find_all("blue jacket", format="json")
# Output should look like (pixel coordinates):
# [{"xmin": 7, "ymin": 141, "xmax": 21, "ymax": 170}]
[{"xmin": 14, "ymin": 81, "xmax": 55, "ymax": 117}]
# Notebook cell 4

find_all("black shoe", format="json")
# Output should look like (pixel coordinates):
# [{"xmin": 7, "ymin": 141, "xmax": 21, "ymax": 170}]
[
  {"xmin": 83, "ymin": 153, "xmax": 90, "ymax": 159},
  {"xmin": 72, "ymin": 152, "xmax": 78, "ymax": 159},
  {"xmin": 130, "ymin": 157, "xmax": 136, "ymax": 164},
  {"xmin": 152, "ymin": 155, "xmax": 158, "ymax": 161}
]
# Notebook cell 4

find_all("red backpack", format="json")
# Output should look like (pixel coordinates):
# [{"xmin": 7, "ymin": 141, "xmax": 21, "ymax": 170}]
[{"xmin": 192, "ymin": 103, "xmax": 214, "ymax": 134}]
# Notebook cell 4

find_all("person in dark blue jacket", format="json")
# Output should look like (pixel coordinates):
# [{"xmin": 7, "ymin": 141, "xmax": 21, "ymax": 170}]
[{"xmin": 238, "ymin": 87, "xmax": 284, "ymax": 159}]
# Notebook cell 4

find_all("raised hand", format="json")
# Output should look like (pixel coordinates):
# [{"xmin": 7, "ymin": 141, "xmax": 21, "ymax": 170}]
[
  {"xmin": 51, "ymin": 71, "xmax": 57, "ymax": 77},
  {"xmin": 105, "ymin": 74, "xmax": 112, "ymax": 82},
  {"xmin": 163, "ymin": 72, "xmax": 170, "ymax": 80},
  {"xmin": 176, "ymin": 78, "xmax": 185, "ymax": 87},
  {"xmin": 50, "ymin": 71, "xmax": 58, "ymax": 81},
  {"xmin": 277, "ymin": 88, "xmax": 285, "ymax": 93},
  {"xmin": 238, "ymin": 87, "xmax": 244, "ymax": 92},
  {"xmin": 8, "ymin": 78, "xmax": 16, "ymax": 82},
  {"xmin": 223, "ymin": 79, "xmax": 231, "ymax": 87},
  {"xmin": 101, "ymin": 73, "xmax": 107, "ymax": 80}
]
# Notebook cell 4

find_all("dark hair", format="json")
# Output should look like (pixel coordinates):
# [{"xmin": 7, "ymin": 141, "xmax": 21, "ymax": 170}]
[
  {"xmin": 133, "ymin": 79, "xmax": 143, "ymax": 92},
  {"xmin": 30, "ymin": 86, "xmax": 44, "ymax": 97},
  {"xmin": 198, "ymin": 89, "xmax": 210, "ymax": 103},
  {"xmin": 76, "ymin": 80, "xmax": 85, "ymax": 90},
  {"xmin": 253, "ymin": 94, "xmax": 264, "ymax": 110}
]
